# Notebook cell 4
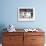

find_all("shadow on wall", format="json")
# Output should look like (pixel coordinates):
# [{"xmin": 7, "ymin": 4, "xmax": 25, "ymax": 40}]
[{"xmin": 0, "ymin": 24, "xmax": 7, "ymax": 43}]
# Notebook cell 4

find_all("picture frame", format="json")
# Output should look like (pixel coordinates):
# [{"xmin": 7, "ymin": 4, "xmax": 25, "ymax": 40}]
[{"xmin": 17, "ymin": 7, "xmax": 35, "ymax": 21}]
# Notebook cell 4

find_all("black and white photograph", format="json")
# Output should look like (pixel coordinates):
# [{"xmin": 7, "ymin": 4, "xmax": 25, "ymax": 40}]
[{"xmin": 18, "ymin": 7, "xmax": 35, "ymax": 21}]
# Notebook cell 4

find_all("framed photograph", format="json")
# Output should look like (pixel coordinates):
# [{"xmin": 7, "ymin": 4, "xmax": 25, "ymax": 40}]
[{"xmin": 17, "ymin": 7, "xmax": 35, "ymax": 21}]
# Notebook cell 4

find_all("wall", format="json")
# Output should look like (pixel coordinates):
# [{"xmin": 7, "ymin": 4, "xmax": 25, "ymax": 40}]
[
  {"xmin": 0, "ymin": 0, "xmax": 46, "ymax": 44},
  {"xmin": 0, "ymin": 0, "xmax": 46, "ymax": 30}
]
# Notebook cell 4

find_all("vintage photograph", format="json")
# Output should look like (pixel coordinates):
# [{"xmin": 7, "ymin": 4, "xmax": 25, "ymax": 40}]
[{"xmin": 18, "ymin": 7, "xmax": 35, "ymax": 21}]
